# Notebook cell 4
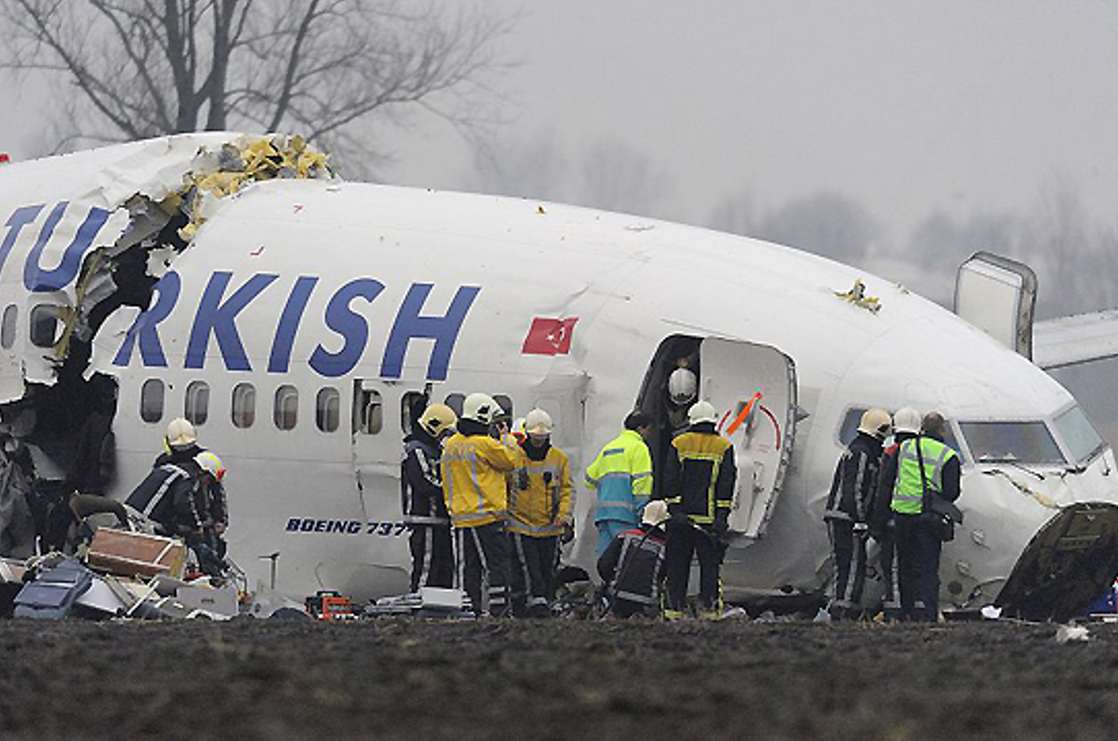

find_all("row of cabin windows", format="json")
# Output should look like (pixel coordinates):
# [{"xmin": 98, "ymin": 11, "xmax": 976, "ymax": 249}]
[
  {"xmin": 140, "ymin": 380, "xmax": 375, "ymax": 434},
  {"xmin": 139, "ymin": 380, "xmax": 514, "ymax": 437},
  {"xmin": 0, "ymin": 304, "xmax": 66, "ymax": 350}
]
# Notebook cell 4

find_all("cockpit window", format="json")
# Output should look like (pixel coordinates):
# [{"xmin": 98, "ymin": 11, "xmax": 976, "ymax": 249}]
[
  {"xmin": 1054, "ymin": 406, "xmax": 1106, "ymax": 465},
  {"xmin": 958, "ymin": 421, "xmax": 1064, "ymax": 465}
]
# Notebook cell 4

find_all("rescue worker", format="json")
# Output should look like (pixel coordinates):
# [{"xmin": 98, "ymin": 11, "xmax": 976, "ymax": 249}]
[
  {"xmin": 585, "ymin": 410, "xmax": 654, "ymax": 556},
  {"xmin": 663, "ymin": 400, "xmax": 736, "ymax": 619},
  {"xmin": 597, "ymin": 499, "xmax": 670, "ymax": 619},
  {"xmin": 507, "ymin": 408, "xmax": 573, "ymax": 617},
  {"xmin": 192, "ymin": 450, "xmax": 229, "ymax": 576},
  {"xmin": 870, "ymin": 407, "xmax": 921, "ymax": 621},
  {"xmin": 441, "ymin": 393, "xmax": 518, "ymax": 617},
  {"xmin": 665, "ymin": 367, "xmax": 697, "ymax": 436},
  {"xmin": 824, "ymin": 408, "xmax": 890, "ymax": 620},
  {"xmin": 401, "ymin": 402, "xmax": 457, "ymax": 592},
  {"xmin": 125, "ymin": 418, "xmax": 227, "ymax": 576},
  {"xmin": 890, "ymin": 411, "xmax": 961, "ymax": 622}
]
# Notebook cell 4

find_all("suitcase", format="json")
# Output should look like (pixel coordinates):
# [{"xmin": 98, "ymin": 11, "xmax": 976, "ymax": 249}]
[
  {"xmin": 86, "ymin": 528, "xmax": 185, "ymax": 579},
  {"xmin": 14, "ymin": 559, "xmax": 94, "ymax": 619}
]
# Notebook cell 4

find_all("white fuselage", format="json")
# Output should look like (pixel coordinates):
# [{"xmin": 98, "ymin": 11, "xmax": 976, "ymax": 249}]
[{"xmin": 1, "ymin": 135, "xmax": 1115, "ymax": 606}]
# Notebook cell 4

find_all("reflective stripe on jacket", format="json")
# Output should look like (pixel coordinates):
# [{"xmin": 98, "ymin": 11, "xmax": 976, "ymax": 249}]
[
  {"xmin": 891, "ymin": 436, "xmax": 958, "ymax": 515},
  {"xmin": 441, "ymin": 432, "xmax": 518, "ymax": 528},
  {"xmin": 508, "ymin": 445, "xmax": 573, "ymax": 537},
  {"xmin": 585, "ymin": 430, "xmax": 653, "ymax": 525},
  {"xmin": 663, "ymin": 426, "xmax": 735, "ymax": 526}
]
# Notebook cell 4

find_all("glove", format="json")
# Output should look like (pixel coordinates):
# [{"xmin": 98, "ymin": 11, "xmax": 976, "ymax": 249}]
[{"xmin": 560, "ymin": 522, "xmax": 575, "ymax": 544}]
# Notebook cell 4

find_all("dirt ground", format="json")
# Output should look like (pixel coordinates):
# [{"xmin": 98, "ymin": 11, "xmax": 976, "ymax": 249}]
[{"xmin": 2, "ymin": 618, "xmax": 1118, "ymax": 741}]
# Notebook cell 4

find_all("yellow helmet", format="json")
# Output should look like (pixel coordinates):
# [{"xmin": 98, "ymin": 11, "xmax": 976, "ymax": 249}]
[{"xmin": 418, "ymin": 403, "xmax": 458, "ymax": 439}]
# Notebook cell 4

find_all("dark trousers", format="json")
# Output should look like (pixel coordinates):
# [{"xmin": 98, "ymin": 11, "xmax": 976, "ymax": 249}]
[
  {"xmin": 665, "ymin": 522, "xmax": 723, "ymax": 613},
  {"xmin": 894, "ymin": 513, "xmax": 942, "ymax": 621},
  {"xmin": 509, "ymin": 532, "xmax": 558, "ymax": 617},
  {"xmin": 454, "ymin": 521, "xmax": 510, "ymax": 617},
  {"xmin": 409, "ymin": 523, "xmax": 453, "ymax": 592},
  {"xmin": 826, "ymin": 519, "xmax": 867, "ymax": 618},
  {"xmin": 877, "ymin": 524, "xmax": 901, "ymax": 618}
]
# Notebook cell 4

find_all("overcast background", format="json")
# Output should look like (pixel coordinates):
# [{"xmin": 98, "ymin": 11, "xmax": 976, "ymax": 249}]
[{"xmin": 3, "ymin": 0, "xmax": 1117, "ymax": 435}]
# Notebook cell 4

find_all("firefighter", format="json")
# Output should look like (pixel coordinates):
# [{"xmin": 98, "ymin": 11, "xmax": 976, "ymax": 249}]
[
  {"xmin": 441, "ymin": 393, "xmax": 518, "ymax": 617},
  {"xmin": 824, "ymin": 408, "xmax": 890, "ymax": 620},
  {"xmin": 585, "ymin": 410, "xmax": 655, "ymax": 555},
  {"xmin": 870, "ymin": 406, "xmax": 921, "ymax": 621},
  {"xmin": 891, "ymin": 411, "xmax": 961, "ymax": 622},
  {"xmin": 402, "ymin": 402, "xmax": 458, "ymax": 592},
  {"xmin": 597, "ymin": 499, "xmax": 670, "ymax": 619},
  {"xmin": 663, "ymin": 400, "xmax": 737, "ymax": 619},
  {"xmin": 507, "ymin": 408, "xmax": 573, "ymax": 617},
  {"xmin": 125, "ymin": 418, "xmax": 227, "ymax": 576}
]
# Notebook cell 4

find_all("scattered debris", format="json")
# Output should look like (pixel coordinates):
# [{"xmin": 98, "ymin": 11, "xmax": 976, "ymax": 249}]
[
  {"xmin": 1054, "ymin": 624, "xmax": 1090, "ymax": 644},
  {"xmin": 365, "ymin": 587, "xmax": 474, "ymax": 619},
  {"xmin": 834, "ymin": 278, "xmax": 881, "ymax": 313}
]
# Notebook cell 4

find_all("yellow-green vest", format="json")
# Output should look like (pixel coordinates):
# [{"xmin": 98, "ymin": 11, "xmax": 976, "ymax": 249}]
[{"xmin": 891, "ymin": 437, "xmax": 957, "ymax": 515}]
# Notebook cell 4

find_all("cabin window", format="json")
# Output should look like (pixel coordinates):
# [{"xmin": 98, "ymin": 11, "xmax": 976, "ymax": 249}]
[
  {"xmin": 185, "ymin": 381, "xmax": 210, "ymax": 426},
  {"xmin": 275, "ymin": 385, "xmax": 299, "ymax": 430},
  {"xmin": 231, "ymin": 383, "xmax": 256, "ymax": 429},
  {"xmin": 140, "ymin": 379, "xmax": 165, "ymax": 424},
  {"xmin": 959, "ymin": 421, "xmax": 1064, "ymax": 466},
  {"xmin": 838, "ymin": 408, "xmax": 867, "ymax": 446},
  {"xmin": 29, "ymin": 304, "xmax": 60, "ymax": 348},
  {"xmin": 316, "ymin": 387, "xmax": 340, "ymax": 433},
  {"xmin": 401, "ymin": 391, "xmax": 429, "ymax": 434},
  {"xmin": 1054, "ymin": 405, "xmax": 1106, "ymax": 466},
  {"xmin": 1, "ymin": 305, "xmax": 16, "ymax": 349},
  {"xmin": 444, "ymin": 393, "xmax": 465, "ymax": 417},
  {"xmin": 354, "ymin": 386, "xmax": 383, "ymax": 435}
]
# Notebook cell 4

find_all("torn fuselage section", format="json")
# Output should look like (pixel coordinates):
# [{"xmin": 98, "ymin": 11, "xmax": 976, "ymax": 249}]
[
  {"xmin": 995, "ymin": 502, "xmax": 1118, "ymax": 622},
  {"xmin": 0, "ymin": 133, "xmax": 335, "ymax": 559}
]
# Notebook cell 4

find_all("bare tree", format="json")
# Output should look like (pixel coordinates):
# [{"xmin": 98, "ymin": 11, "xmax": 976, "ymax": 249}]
[{"xmin": 0, "ymin": 0, "xmax": 515, "ymax": 172}]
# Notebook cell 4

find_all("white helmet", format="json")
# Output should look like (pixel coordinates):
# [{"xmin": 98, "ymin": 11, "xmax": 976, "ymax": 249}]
[
  {"xmin": 668, "ymin": 368, "xmax": 697, "ymax": 406},
  {"xmin": 166, "ymin": 418, "xmax": 197, "ymax": 448},
  {"xmin": 524, "ymin": 408, "xmax": 553, "ymax": 435},
  {"xmin": 641, "ymin": 500, "xmax": 671, "ymax": 527},
  {"xmin": 418, "ymin": 403, "xmax": 458, "ymax": 439},
  {"xmin": 194, "ymin": 451, "xmax": 226, "ymax": 481},
  {"xmin": 892, "ymin": 407, "xmax": 922, "ymax": 435},
  {"xmin": 462, "ymin": 393, "xmax": 500, "ymax": 425},
  {"xmin": 688, "ymin": 400, "xmax": 719, "ymax": 425},
  {"xmin": 859, "ymin": 408, "xmax": 892, "ymax": 439}
]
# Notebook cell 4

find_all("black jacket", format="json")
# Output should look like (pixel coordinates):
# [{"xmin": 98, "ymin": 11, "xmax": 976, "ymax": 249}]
[
  {"xmin": 663, "ymin": 422, "xmax": 736, "ymax": 531},
  {"xmin": 401, "ymin": 428, "xmax": 448, "ymax": 524},
  {"xmin": 125, "ymin": 444, "xmax": 206, "ymax": 536},
  {"xmin": 597, "ymin": 524, "xmax": 667, "ymax": 607},
  {"xmin": 824, "ymin": 431, "xmax": 883, "ymax": 523}
]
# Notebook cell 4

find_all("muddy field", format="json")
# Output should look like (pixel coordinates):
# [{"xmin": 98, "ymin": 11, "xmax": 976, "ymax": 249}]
[{"xmin": 2, "ymin": 618, "xmax": 1117, "ymax": 741}]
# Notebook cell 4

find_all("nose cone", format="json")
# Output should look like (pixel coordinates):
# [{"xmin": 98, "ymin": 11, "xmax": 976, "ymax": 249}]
[{"xmin": 995, "ymin": 502, "xmax": 1118, "ymax": 622}]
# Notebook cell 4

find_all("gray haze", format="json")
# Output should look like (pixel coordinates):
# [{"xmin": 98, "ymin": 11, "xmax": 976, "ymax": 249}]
[{"xmin": 2, "ymin": 1, "xmax": 1117, "ymax": 434}]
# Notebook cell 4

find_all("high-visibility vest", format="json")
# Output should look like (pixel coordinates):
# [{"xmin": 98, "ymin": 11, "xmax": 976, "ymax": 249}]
[
  {"xmin": 508, "ymin": 444, "xmax": 573, "ymax": 537},
  {"xmin": 585, "ymin": 430, "xmax": 653, "ymax": 525},
  {"xmin": 891, "ymin": 436, "xmax": 957, "ymax": 515},
  {"xmin": 441, "ymin": 432, "xmax": 518, "ymax": 528}
]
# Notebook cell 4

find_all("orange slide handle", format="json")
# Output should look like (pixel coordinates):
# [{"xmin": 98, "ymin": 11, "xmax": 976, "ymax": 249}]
[{"xmin": 725, "ymin": 392, "xmax": 763, "ymax": 437}]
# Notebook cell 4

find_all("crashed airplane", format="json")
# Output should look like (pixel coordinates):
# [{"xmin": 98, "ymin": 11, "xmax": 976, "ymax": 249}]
[{"xmin": 0, "ymin": 132, "xmax": 1116, "ymax": 622}]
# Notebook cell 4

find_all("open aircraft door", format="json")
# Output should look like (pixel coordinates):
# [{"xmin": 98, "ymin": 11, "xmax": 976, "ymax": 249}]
[{"xmin": 699, "ymin": 338, "xmax": 797, "ymax": 540}]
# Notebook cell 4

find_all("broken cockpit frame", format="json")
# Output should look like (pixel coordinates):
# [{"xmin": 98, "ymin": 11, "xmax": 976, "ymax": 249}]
[{"xmin": 0, "ymin": 134, "xmax": 335, "ymax": 559}]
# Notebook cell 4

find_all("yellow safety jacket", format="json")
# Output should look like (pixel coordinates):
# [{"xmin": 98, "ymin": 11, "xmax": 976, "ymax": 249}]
[
  {"xmin": 508, "ymin": 444, "xmax": 573, "ymax": 537},
  {"xmin": 441, "ymin": 432, "xmax": 518, "ymax": 528}
]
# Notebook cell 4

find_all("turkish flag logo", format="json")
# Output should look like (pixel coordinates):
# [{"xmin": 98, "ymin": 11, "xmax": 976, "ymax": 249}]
[{"xmin": 522, "ymin": 317, "xmax": 579, "ymax": 355}]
